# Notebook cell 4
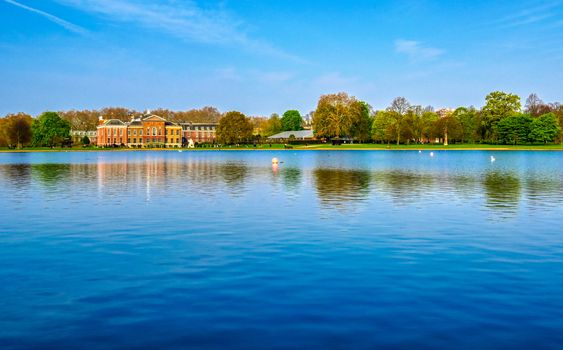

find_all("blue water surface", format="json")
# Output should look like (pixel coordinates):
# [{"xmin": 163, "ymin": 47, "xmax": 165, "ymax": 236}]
[{"xmin": 0, "ymin": 150, "xmax": 562, "ymax": 349}]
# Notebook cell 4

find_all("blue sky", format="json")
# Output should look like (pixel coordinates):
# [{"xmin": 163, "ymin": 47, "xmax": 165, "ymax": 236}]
[{"xmin": 1, "ymin": 0, "xmax": 562, "ymax": 116}]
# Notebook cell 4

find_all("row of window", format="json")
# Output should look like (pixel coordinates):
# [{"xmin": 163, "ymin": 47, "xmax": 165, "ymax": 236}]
[
  {"xmin": 104, "ymin": 128, "xmax": 209, "ymax": 137},
  {"xmin": 193, "ymin": 126, "xmax": 215, "ymax": 131},
  {"xmin": 104, "ymin": 138, "xmax": 181, "ymax": 144}
]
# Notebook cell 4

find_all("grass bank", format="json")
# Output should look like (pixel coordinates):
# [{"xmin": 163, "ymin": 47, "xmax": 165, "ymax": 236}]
[{"xmin": 1, "ymin": 143, "xmax": 562, "ymax": 152}]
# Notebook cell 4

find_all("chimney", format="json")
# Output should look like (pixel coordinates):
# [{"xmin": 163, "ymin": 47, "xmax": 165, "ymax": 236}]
[{"xmin": 98, "ymin": 116, "xmax": 104, "ymax": 125}]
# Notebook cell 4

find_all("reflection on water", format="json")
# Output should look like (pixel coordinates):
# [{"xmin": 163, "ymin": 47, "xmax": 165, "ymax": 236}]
[
  {"xmin": 32, "ymin": 164, "xmax": 72, "ymax": 189},
  {"xmin": 483, "ymin": 171, "xmax": 521, "ymax": 215},
  {"xmin": 0, "ymin": 151, "xmax": 563, "ymax": 349},
  {"xmin": 372, "ymin": 170, "xmax": 436, "ymax": 205},
  {"xmin": 281, "ymin": 167, "xmax": 302, "ymax": 192},
  {"xmin": 0, "ymin": 153, "xmax": 561, "ymax": 218},
  {"xmin": 313, "ymin": 168, "xmax": 370, "ymax": 208}
]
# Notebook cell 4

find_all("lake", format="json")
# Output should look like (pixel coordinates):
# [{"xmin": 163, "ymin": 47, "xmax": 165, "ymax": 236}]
[{"xmin": 0, "ymin": 150, "xmax": 562, "ymax": 349}]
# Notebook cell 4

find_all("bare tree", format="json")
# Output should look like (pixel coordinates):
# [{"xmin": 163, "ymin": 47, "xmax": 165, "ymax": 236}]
[{"xmin": 525, "ymin": 93, "xmax": 545, "ymax": 117}]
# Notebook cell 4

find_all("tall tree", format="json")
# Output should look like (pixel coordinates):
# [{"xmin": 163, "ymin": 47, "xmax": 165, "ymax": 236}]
[
  {"xmin": 31, "ymin": 112, "xmax": 71, "ymax": 147},
  {"xmin": 265, "ymin": 113, "xmax": 282, "ymax": 136},
  {"xmin": 216, "ymin": 111, "xmax": 253, "ymax": 144},
  {"xmin": 497, "ymin": 114, "xmax": 532, "ymax": 145},
  {"xmin": 173, "ymin": 107, "xmax": 222, "ymax": 123},
  {"xmin": 59, "ymin": 110, "xmax": 100, "ymax": 131},
  {"xmin": 349, "ymin": 101, "xmax": 372, "ymax": 142},
  {"xmin": 100, "ymin": 107, "xmax": 136, "ymax": 121},
  {"xmin": 529, "ymin": 113, "xmax": 561, "ymax": 144},
  {"xmin": 313, "ymin": 92, "xmax": 371, "ymax": 140},
  {"xmin": 525, "ymin": 93, "xmax": 546, "ymax": 117},
  {"xmin": 281, "ymin": 110, "xmax": 303, "ymax": 131},
  {"xmin": 453, "ymin": 107, "xmax": 479, "ymax": 143},
  {"xmin": 481, "ymin": 91, "xmax": 521, "ymax": 142},
  {"xmin": 434, "ymin": 112, "xmax": 462, "ymax": 145},
  {"xmin": 0, "ymin": 118, "xmax": 8, "ymax": 147},
  {"xmin": 3, "ymin": 113, "xmax": 32, "ymax": 148},
  {"xmin": 387, "ymin": 97, "xmax": 411, "ymax": 145},
  {"xmin": 371, "ymin": 111, "xmax": 394, "ymax": 144}
]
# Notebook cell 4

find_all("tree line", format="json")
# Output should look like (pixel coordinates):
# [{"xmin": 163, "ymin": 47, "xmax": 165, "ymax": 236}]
[
  {"xmin": 1, "ymin": 92, "xmax": 562, "ymax": 148},
  {"xmin": 312, "ymin": 91, "xmax": 562, "ymax": 145}
]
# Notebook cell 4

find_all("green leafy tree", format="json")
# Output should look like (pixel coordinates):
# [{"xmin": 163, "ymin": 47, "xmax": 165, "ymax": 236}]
[
  {"xmin": 434, "ymin": 112, "xmax": 462, "ymax": 145},
  {"xmin": 481, "ymin": 91, "xmax": 521, "ymax": 142},
  {"xmin": 453, "ymin": 107, "xmax": 479, "ymax": 143},
  {"xmin": 82, "ymin": 135, "xmax": 91, "ymax": 146},
  {"xmin": 313, "ymin": 92, "xmax": 371, "ymax": 140},
  {"xmin": 371, "ymin": 111, "xmax": 394, "ymax": 144},
  {"xmin": 349, "ymin": 101, "xmax": 372, "ymax": 142},
  {"xmin": 217, "ymin": 111, "xmax": 253, "ymax": 144},
  {"xmin": 496, "ymin": 114, "xmax": 532, "ymax": 145},
  {"xmin": 419, "ymin": 111, "xmax": 438, "ymax": 143},
  {"xmin": 31, "ymin": 112, "xmax": 71, "ymax": 147},
  {"xmin": 281, "ymin": 110, "xmax": 303, "ymax": 131},
  {"xmin": 528, "ymin": 113, "xmax": 561, "ymax": 144},
  {"xmin": 387, "ymin": 97, "xmax": 410, "ymax": 145},
  {"xmin": 265, "ymin": 113, "xmax": 283, "ymax": 136}
]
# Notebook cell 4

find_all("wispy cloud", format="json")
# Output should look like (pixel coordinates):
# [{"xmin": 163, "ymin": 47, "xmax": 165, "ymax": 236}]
[
  {"xmin": 394, "ymin": 39, "xmax": 444, "ymax": 60},
  {"xmin": 489, "ymin": 1, "xmax": 562, "ymax": 28},
  {"xmin": 3, "ymin": 0, "xmax": 86, "ymax": 34},
  {"xmin": 54, "ymin": 0, "xmax": 302, "ymax": 61}
]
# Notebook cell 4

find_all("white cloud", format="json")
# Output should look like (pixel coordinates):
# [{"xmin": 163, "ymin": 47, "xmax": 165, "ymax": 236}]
[
  {"xmin": 394, "ymin": 39, "xmax": 444, "ymax": 60},
  {"xmin": 54, "ymin": 0, "xmax": 302, "ymax": 61},
  {"xmin": 3, "ymin": 0, "xmax": 86, "ymax": 34}
]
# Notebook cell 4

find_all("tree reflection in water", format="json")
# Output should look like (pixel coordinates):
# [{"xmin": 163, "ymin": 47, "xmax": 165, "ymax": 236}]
[
  {"xmin": 372, "ymin": 171, "xmax": 435, "ymax": 205},
  {"xmin": 0, "ymin": 164, "xmax": 32, "ymax": 190},
  {"xmin": 31, "ymin": 164, "xmax": 71, "ymax": 189},
  {"xmin": 313, "ymin": 168, "xmax": 370, "ymax": 209},
  {"xmin": 525, "ymin": 175, "xmax": 563, "ymax": 209},
  {"xmin": 482, "ymin": 171, "xmax": 521, "ymax": 216},
  {"xmin": 281, "ymin": 167, "xmax": 302, "ymax": 193}
]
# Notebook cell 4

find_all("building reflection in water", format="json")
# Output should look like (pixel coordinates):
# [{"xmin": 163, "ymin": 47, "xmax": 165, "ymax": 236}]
[{"xmin": 1, "ymin": 156, "xmax": 561, "ymax": 220}]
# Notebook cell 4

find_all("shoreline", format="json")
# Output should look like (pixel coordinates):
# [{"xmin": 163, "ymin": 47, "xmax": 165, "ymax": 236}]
[{"xmin": 1, "ymin": 145, "xmax": 563, "ymax": 153}]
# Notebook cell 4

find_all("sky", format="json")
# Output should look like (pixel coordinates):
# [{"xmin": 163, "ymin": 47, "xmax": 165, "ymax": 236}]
[{"xmin": 1, "ymin": 0, "xmax": 562, "ymax": 117}]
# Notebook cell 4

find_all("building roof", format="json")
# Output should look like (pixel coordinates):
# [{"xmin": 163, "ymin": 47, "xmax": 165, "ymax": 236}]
[
  {"xmin": 104, "ymin": 119, "xmax": 126, "ymax": 126},
  {"xmin": 268, "ymin": 130, "xmax": 314, "ymax": 140},
  {"xmin": 142, "ymin": 115, "xmax": 167, "ymax": 122}
]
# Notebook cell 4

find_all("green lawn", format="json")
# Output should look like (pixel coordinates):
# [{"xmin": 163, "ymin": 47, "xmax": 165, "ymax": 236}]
[
  {"xmin": 1, "ymin": 143, "xmax": 562, "ymax": 152},
  {"xmin": 297, "ymin": 143, "xmax": 563, "ymax": 150}
]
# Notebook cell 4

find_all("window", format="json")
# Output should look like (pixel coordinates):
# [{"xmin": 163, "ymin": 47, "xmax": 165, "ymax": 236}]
[
  {"xmin": 120, "ymin": 138, "xmax": 122, "ymax": 144},
  {"xmin": 176, "ymin": 130, "xmax": 180, "ymax": 135},
  {"xmin": 140, "ymin": 130, "xmax": 143, "ymax": 136},
  {"xmin": 152, "ymin": 127, "xmax": 157, "ymax": 136},
  {"xmin": 128, "ymin": 129, "xmax": 131, "ymax": 136},
  {"xmin": 158, "ymin": 128, "xmax": 162, "ymax": 136},
  {"xmin": 107, "ymin": 138, "xmax": 110, "ymax": 144},
  {"xmin": 133, "ymin": 129, "xmax": 136, "ymax": 136},
  {"xmin": 133, "ymin": 138, "xmax": 137, "ymax": 143}
]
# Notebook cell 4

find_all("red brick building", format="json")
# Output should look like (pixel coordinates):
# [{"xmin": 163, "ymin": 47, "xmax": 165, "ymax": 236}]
[
  {"xmin": 180, "ymin": 122, "xmax": 218, "ymax": 144},
  {"xmin": 97, "ymin": 114, "xmax": 182, "ymax": 148}
]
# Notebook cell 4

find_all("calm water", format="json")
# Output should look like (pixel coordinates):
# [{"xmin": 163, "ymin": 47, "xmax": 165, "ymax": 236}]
[{"xmin": 0, "ymin": 150, "xmax": 562, "ymax": 349}]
